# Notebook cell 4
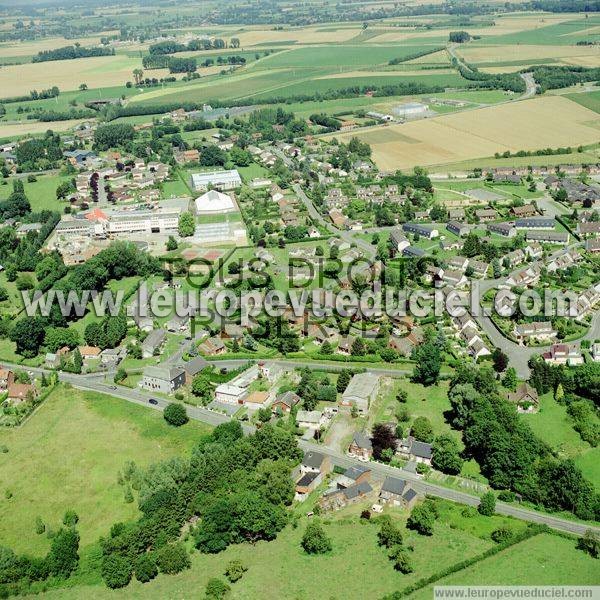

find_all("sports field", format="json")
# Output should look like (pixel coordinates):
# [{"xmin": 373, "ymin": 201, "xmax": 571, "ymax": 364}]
[{"xmin": 328, "ymin": 95, "xmax": 600, "ymax": 170}]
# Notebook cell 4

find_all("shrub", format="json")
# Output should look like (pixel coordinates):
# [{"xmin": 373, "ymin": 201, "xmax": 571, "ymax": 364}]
[
  {"xmin": 491, "ymin": 527, "xmax": 513, "ymax": 544},
  {"xmin": 577, "ymin": 529, "xmax": 599, "ymax": 558},
  {"xmin": 134, "ymin": 553, "xmax": 158, "ymax": 583},
  {"xmin": 377, "ymin": 516, "xmax": 403, "ymax": 548},
  {"xmin": 206, "ymin": 577, "xmax": 231, "ymax": 599},
  {"xmin": 101, "ymin": 553, "xmax": 132, "ymax": 589},
  {"xmin": 163, "ymin": 402, "xmax": 189, "ymax": 426},
  {"xmin": 35, "ymin": 516, "xmax": 45, "ymax": 535},
  {"xmin": 301, "ymin": 521, "xmax": 332, "ymax": 554},
  {"xmin": 224, "ymin": 559, "xmax": 247, "ymax": 583},
  {"xmin": 63, "ymin": 510, "xmax": 78, "ymax": 527},
  {"xmin": 155, "ymin": 542, "xmax": 191, "ymax": 574},
  {"xmin": 478, "ymin": 492, "xmax": 496, "ymax": 516}
]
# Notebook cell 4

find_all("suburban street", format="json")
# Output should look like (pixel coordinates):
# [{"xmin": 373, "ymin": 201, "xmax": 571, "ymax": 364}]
[{"xmin": 292, "ymin": 182, "xmax": 376, "ymax": 259}]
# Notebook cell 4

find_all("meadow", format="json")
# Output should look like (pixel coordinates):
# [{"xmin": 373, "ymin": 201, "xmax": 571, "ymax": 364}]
[
  {"xmin": 0, "ymin": 174, "xmax": 71, "ymax": 212},
  {"xmin": 522, "ymin": 392, "xmax": 598, "ymax": 487},
  {"xmin": 18, "ymin": 499, "xmax": 543, "ymax": 599},
  {"xmin": 0, "ymin": 386, "xmax": 211, "ymax": 555},
  {"xmin": 411, "ymin": 533, "xmax": 599, "ymax": 598}
]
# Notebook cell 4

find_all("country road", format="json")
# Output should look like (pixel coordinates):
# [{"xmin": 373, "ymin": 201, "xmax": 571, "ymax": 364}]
[{"xmin": 3, "ymin": 359, "xmax": 598, "ymax": 537}]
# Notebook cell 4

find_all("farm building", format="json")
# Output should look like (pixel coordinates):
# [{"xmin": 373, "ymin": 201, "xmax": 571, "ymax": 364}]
[{"xmin": 393, "ymin": 102, "xmax": 429, "ymax": 119}]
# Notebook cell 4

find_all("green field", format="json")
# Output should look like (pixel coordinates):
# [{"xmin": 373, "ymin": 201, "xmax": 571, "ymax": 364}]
[
  {"xmin": 522, "ymin": 392, "xmax": 598, "ymax": 487},
  {"xmin": 257, "ymin": 44, "xmax": 441, "ymax": 68},
  {"xmin": 0, "ymin": 174, "xmax": 70, "ymax": 212},
  {"xmin": 566, "ymin": 90, "xmax": 600, "ymax": 114},
  {"xmin": 412, "ymin": 533, "xmax": 600, "ymax": 598},
  {"xmin": 475, "ymin": 16, "xmax": 600, "ymax": 46},
  {"xmin": 22, "ymin": 498, "xmax": 539, "ymax": 599},
  {"xmin": 0, "ymin": 386, "xmax": 211, "ymax": 555}
]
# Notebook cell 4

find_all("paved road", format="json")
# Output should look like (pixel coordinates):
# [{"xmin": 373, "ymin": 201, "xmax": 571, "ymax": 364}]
[
  {"xmin": 292, "ymin": 183, "xmax": 376, "ymax": 260},
  {"xmin": 520, "ymin": 72, "xmax": 537, "ymax": 100},
  {"xmin": 4, "ymin": 360, "xmax": 598, "ymax": 535}
]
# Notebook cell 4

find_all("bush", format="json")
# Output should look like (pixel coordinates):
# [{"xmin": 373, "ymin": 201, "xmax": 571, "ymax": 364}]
[
  {"xmin": 478, "ymin": 492, "xmax": 496, "ymax": 516},
  {"xmin": 134, "ymin": 553, "xmax": 158, "ymax": 583},
  {"xmin": 301, "ymin": 521, "xmax": 332, "ymax": 554},
  {"xmin": 155, "ymin": 542, "xmax": 191, "ymax": 574},
  {"xmin": 35, "ymin": 516, "xmax": 45, "ymax": 535},
  {"xmin": 63, "ymin": 510, "xmax": 78, "ymax": 527},
  {"xmin": 491, "ymin": 527, "xmax": 513, "ymax": 544},
  {"xmin": 577, "ymin": 529, "xmax": 599, "ymax": 558},
  {"xmin": 497, "ymin": 490, "xmax": 516, "ymax": 502},
  {"xmin": 163, "ymin": 402, "xmax": 189, "ymax": 427},
  {"xmin": 206, "ymin": 577, "xmax": 231, "ymax": 599},
  {"xmin": 101, "ymin": 553, "xmax": 132, "ymax": 589},
  {"xmin": 224, "ymin": 559, "xmax": 247, "ymax": 583},
  {"xmin": 377, "ymin": 516, "xmax": 403, "ymax": 548}
]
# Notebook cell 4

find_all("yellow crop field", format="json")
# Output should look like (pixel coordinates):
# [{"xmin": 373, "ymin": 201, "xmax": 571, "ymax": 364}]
[
  {"xmin": 407, "ymin": 50, "xmax": 450, "ymax": 64},
  {"xmin": 327, "ymin": 96, "xmax": 600, "ymax": 171},
  {"xmin": 0, "ymin": 55, "xmax": 150, "ymax": 96},
  {"xmin": 234, "ymin": 26, "xmax": 361, "ymax": 46},
  {"xmin": 458, "ymin": 44, "xmax": 600, "ymax": 64},
  {"xmin": 0, "ymin": 119, "xmax": 91, "ymax": 140}
]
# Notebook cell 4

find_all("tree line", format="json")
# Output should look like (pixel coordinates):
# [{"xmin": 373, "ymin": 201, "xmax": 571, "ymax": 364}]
[
  {"xmin": 448, "ymin": 364, "xmax": 599, "ymax": 521},
  {"xmin": 32, "ymin": 44, "xmax": 115, "ymax": 62}
]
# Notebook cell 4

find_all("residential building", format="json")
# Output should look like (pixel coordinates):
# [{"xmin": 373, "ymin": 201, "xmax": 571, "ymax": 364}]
[
  {"xmin": 141, "ymin": 329, "xmax": 166, "ymax": 358},
  {"xmin": 487, "ymin": 222, "xmax": 516, "ymax": 237},
  {"xmin": 198, "ymin": 337, "xmax": 226, "ymax": 356},
  {"xmin": 515, "ymin": 217, "xmax": 555, "ymax": 230},
  {"xmin": 397, "ymin": 436, "xmax": 433, "ymax": 465},
  {"xmin": 511, "ymin": 204, "xmax": 537, "ymax": 218},
  {"xmin": 526, "ymin": 231, "xmax": 569, "ymax": 244},
  {"xmin": 402, "ymin": 223, "xmax": 439, "ymax": 239},
  {"xmin": 542, "ymin": 343, "xmax": 584, "ymax": 366},
  {"xmin": 507, "ymin": 383, "xmax": 539, "ymax": 413},
  {"xmin": 141, "ymin": 366, "xmax": 186, "ymax": 394},
  {"xmin": 447, "ymin": 221, "xmax": 470, "ymax": 237},
  {"xmin": 319, "ymin": 481, "xmax": 373, "ymax": 511},
  {"xmin": 348, "ymin": 431, "xmax": 373, "ymax": 461},
  {"xmin": 296, "ymin": 410, "xmax": 325, "ymax": 431},
  {"xmin": 300, "ymin": 451, "xmax": 330, "ymax": 475},
  {"xmin": 514, "ymin": 321, "xmax": 556, "ymax": 343},
  {"xmin": 215, "ymin": 384, "xmax": 247, "ymax": 404},
  {"xmin": 379, "ymin": 477, "xmax": 418, "ymax": 508},
  {"xmin": 272, "ymin": 390, "xmax": 301, "ymax": 413},
  {"xmin": 389, "ymin": 227, "xmax": 410, "ymax": 253}
]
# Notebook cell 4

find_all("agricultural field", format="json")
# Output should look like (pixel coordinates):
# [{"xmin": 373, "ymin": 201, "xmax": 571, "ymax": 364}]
[
  {"xmin": 329, "ymin": 95, "xmax": 600, "ymax": 171},
  {"xmin": 0, "ymin": 386, "xmax": 211, "ymax": 556},
  {"xmin": 411, "ymin": 533, "xmax": 599, "ymax": 598},
  {"xmin": 0, "ymin": 55, "xmax": 155, "ymax": 98}
]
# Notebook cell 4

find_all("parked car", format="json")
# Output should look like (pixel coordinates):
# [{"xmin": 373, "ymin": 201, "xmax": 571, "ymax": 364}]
[{"xmin": 149, "ymin": 398, "xmax": 159, "ymax": 405}]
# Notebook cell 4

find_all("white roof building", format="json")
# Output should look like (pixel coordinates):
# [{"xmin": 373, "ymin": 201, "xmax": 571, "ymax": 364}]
[
  {"xmin": 191, "ymin": 169, "xmax": 241, "ymax": 191},
  {"xmin": 194, "ymin": 189, "xmax": 236, "ymax": 214}
]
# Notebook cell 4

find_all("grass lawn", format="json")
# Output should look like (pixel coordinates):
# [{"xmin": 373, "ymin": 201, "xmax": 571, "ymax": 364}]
[
  {"xmin": 411, "ymin": 533, "xmax": 600, "ymax": 598},
  {"xmin": 0, "ymin": 385, "xmax": 211, "ymax": 556},
  {"xmin": 521, "ymin": 392, "xmax": 598, "ymax": 488},
  {"xmin": 0, "ymin": 174, "xmax": 70, "ymax": 212},
  {"xmin": 372, "ymin": 379, "xmax": 454, "ymax": 438}
]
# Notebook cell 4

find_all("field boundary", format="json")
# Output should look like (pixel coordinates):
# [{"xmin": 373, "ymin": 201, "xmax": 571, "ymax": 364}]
[{"xmin": 382, "ymin": 523, "xmax": 549, "ymax": 599}]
